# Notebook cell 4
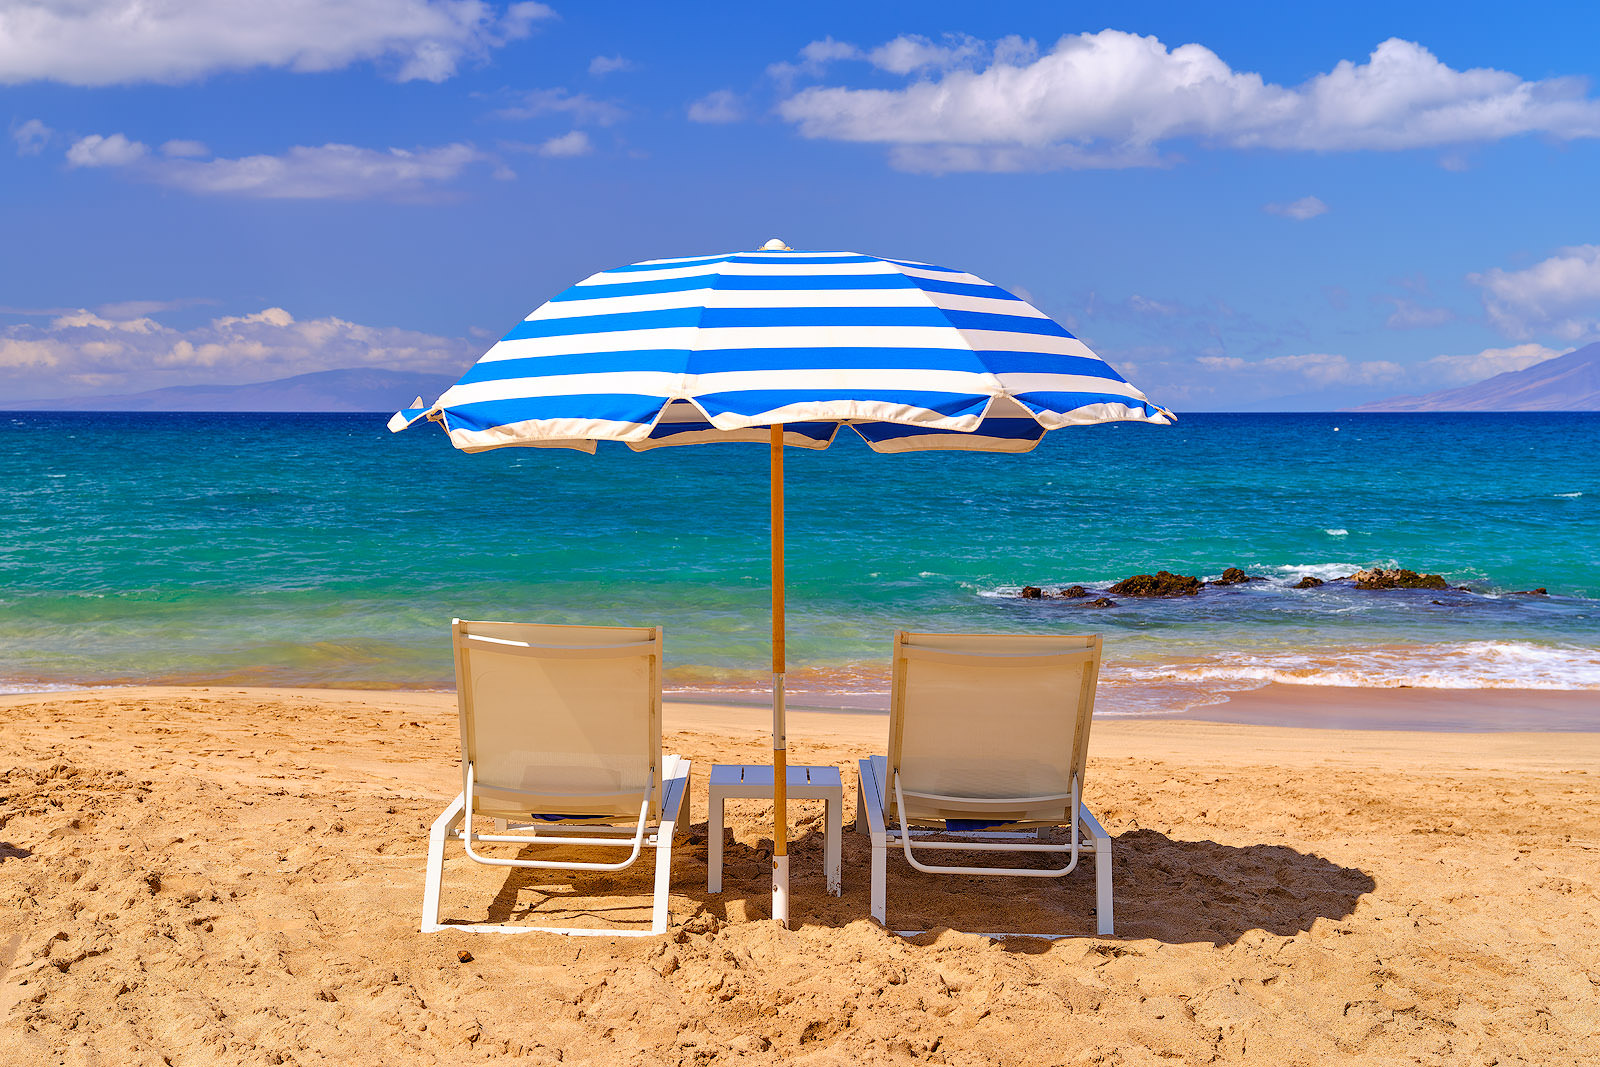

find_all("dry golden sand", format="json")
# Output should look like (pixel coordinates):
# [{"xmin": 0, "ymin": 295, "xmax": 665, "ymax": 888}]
[{"xmin": 2, "ymin": 686, "xmax": 1598, "ymax": 1066}]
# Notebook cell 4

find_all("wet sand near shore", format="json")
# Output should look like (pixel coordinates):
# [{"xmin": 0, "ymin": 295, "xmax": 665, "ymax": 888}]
[{"xmin": 2, "ymin": 686, "xmax": 1598, "ymax": 1065}]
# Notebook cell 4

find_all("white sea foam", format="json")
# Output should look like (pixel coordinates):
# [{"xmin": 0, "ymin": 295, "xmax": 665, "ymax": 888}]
[
  {"xmin": 1554, "ymin": 492, "xmax": 1583, "ymax": 498},
  {"xmin": 1325, "ymin": 528, "xmax": 1349, "ymax": 536},
  {"xmin": 1113, "ymin": 641, "xmax": 1600, "ymax": 692},
  {"xmin": 1259, "ymin": 562, "xmax": 1365, "ymax": 582},
  {"xmin": 0, "ymin": 681, "xmax": 87, "ymax": 695}
]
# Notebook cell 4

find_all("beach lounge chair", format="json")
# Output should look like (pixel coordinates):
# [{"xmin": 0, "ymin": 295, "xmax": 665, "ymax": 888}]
[
  {"xmin": 856, "ymin": 631, "xmax": 1114, "ymax": 936},
  {"xmin": 421, "ymin": 620, "xmax": 691, "ymax": 936}
]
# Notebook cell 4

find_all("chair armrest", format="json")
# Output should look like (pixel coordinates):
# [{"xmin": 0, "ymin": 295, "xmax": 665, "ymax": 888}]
[{"xmin": 858, "ymin": 757, "xmax": 887, "ymax": 843}]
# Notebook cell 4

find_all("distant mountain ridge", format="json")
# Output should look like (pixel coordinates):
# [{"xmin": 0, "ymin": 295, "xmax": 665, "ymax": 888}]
[
  {"xmin": 1349, "ymin": 343, "xmax": 1600, "ymax": 412},
  {"xmin": 9, "ymin": 368, "xmax": 460, "ymax": 413}
]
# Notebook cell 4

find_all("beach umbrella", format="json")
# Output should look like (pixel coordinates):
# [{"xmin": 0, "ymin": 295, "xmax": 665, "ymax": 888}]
[{"xmin": 390, "ymin": 240, "xmax": 1172, "ymax": 927}]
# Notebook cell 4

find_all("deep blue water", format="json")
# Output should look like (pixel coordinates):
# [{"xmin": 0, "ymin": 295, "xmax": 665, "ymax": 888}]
[{"xmin": 1, "ymin": 411, "xmax": 1596, "ymax": 712}]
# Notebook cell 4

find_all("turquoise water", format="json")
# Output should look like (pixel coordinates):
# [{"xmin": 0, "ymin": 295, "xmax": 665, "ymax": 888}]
[{"xmin": 2, "ymin": 411, "xmax": 1596, "ymax": 712}]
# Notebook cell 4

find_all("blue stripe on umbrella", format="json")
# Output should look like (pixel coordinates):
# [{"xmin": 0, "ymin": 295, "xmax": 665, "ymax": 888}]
[
  {"xmin": 501, "ymin": 306, "xmax": 1079, "ymax": 340},
  {"xmin": 694, "ymin": 388, "xmax": 994, "ymax": 421},
  {"xmin": 441, "ymin": 394, "xmax": 673, "ymax": 432}
]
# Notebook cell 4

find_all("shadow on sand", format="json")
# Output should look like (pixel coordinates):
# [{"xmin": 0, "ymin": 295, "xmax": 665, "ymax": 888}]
[{"xmin": 457, "ymin": 822, "xmax": 1373, "ymax": 945}]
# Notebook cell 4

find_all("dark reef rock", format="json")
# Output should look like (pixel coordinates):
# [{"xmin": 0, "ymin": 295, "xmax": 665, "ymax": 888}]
[
  {"xmin": 1060, "ymin": 585, "xmax": 1089, "ymax": 598},
  {"xmin": 1293, "ymin": 576, "xmax": 1325, "ymax": 589},
  {"xmin": 1348, "ymin": 568, "xmax": 1449, "ymax": 590},
  {"xmin": 1083, "ymin": 597, "xmax": 1116, "ymax": 608},
  {"xmin": 1211, "ymin": 567, "xmax": 1263, "ymax": 586},
  {"xmin": 1019, "ymin": 586, "xmax": 1043, "ymax": 599},
  {"xmin": 1513, "ymin": 587, "xmax": 1549, "ymax": 595},
  {"xmin": 1108, "ymin": 570, "xmax": 1203, "ymax": 597}
]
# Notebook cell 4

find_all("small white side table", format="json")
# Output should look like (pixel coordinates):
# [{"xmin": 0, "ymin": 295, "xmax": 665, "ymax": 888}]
[{"xmin": 707, "ymin": 763, "xmax": 843, "ymax": 896}]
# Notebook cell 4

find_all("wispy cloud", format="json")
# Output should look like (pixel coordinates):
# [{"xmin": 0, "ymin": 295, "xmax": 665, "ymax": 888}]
[
  {"xmin": 0, "ymin": 304, "xmax": 474, "ymax": 400},
  {"xmin": 1469, "ymin": 244, "xmax": 1600, "ymax": 341},
  {"xmin": 95, "ymin": 298, "xmax": 216, "ymax": 319},
  {"xmin": 1196, "ymin": 352, "xmax": 1406, "ymax": 386},
  {"xmin": 0, "ymin": 0, "xmax": 555, "ymax": 86},
  {"xmin": 588, "ymin": 54, "xmax": 632, "ymax": 76},
  {"xmin": 64, "ymin": 133, "xmax": 494, "ymax": 200},
  {"xmin": 1264, "ymin": 195, "xmax": 1328, "ymax": 220},
  {"xmin": 11, "ymin": 118, "xmax": 51, "ymax": 156},
  {"xmin": 536, "ymin": 130, "xmax": 591, "ymax": 157},
  {"xmin": 687, "ymin": 89, "xmax": 745, "ymax": 124},
  {"xmin": 1384, "ymin": 297, "xmax": 1454, "ymax": 329},
  {"xmin": 492, "ymin": 88, "xmax": 626, "ymax": 125},
  {"xmin": 773, "ymin": 32, "xmax": 1600, "ymax": 172}
]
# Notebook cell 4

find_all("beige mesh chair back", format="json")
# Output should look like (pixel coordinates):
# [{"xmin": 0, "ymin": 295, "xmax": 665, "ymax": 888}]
[
  {"xmin": 421, "ymin": 620, "xmax": 692, "ymax": 936},
  {"xmin": 856, "ymin": 631, "xmax": 1114, "ymax": 936},
  {"xmin": 454, "ymin": 619, "xmax": 663, "ymax": 824}
]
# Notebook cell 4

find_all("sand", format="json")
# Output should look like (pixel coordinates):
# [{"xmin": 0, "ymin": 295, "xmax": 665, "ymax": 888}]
[{"xmin": 2, "ymin": 686, "xmax": 1598, "ymax": 1065}]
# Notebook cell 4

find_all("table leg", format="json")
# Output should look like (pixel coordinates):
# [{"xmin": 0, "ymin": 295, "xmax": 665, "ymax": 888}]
[
  {"xmin": 708, "ymin": 788, "xmax": 725, "ymax": 894},
  {"xmin": 825, "ymin": 793, "xmax": 842, "ymax": 896}
]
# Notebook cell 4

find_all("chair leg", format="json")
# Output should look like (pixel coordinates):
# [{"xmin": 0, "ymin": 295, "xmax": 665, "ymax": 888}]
[
  {"xmin": 1079, "ymin": 803, "xmax": 1114, "ymax": 937},
  {"xmin": 825, "ymin": 793, "xmax": 842, "ymax": 896},
  {"xmin": 649, "ymin": 829, "xmax": 674, "ymax": 935},
  {"xmin": 870, "ymin": 837, "xmax": 886, "ymax": 925},
  {"xmin": 707, "ymin": 790, "xmax": 724, "ymax": 893},
  {"xmin": 422, "ymin": 792, "xmax": 466, "ymax": 933}
]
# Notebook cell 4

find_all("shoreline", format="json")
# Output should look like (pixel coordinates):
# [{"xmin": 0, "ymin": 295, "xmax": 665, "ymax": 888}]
[{"xmin": 5, "ymin": 680, "xmax": 1595, "ymax": 732}]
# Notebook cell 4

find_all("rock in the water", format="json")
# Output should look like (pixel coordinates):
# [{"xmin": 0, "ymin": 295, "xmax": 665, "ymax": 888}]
[
  {"xmin": 1108, "ymin": 570, "xmax": 1202, "ymax": 597},
  {"xmin": 1514, "ymin": 587, "xmax": 1549, "ymax": 595},
  {"xmin": 1019, "ymin": 586, "xmax": 1043, "ymax": 599},
  {"xmin": 1211, "ymin": 567, "xmax": 1262, "ymax": 585},
  {"xmin": 1348, "ymin": 568, "xmax": 1448, "ymax": 590},
  {"xmin": 1293, "ymin": 576, "xmax": 1325, "ymax": 589},
  {"xmin": 1083, "ymin": 597, "xmax": 1116, "ymax": 608},
  {"xmin": 1060, "ymin": 585, "xmax": 1088, "ymax": 598}
]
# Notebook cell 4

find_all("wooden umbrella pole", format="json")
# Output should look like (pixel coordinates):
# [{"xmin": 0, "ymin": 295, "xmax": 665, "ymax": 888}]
[{"xmin": 770, "ymin": 423, "xmax": 789, "ymax": 928}]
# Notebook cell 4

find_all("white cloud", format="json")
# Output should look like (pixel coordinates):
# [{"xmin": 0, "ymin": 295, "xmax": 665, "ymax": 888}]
[
  {"xmin": 1264, "ymin": 195, "xmax": 1328, "ymax": 220},
  {"xmin": 867, "ymin": 33, "xmax": 985, "ymax": 75},
  {"xmin": 63, "ymin": 134, "xmax": 491, "ymax": 199},
  {"xmin": 536, "ymin": 130, "xmax": 591, "ymax": 157},
  {"xmin": 777, "ymin": 32, "xmax": 1600, "ymax": 172},
  {"xmin": 1419, "ymin": 343, "xmax": 1559, "ymax": 383},
  {"xmin": 493, "ymin": 87, "xmax": 626, "ymax": 125},
  {"xmin": 1, "ymin": 304, "xmax": 474, "ymax": 399},
  {"xmin": 687, "ymin": 89, "xmax": 745, "ymax": 124},
  {"xmin": 11, "ymin": 117, "xmax": 50, "ymax": 155},
  {"xmin": 50, "ymin": 309, "xmax": 162, "ymax": 333},
  {"xmin": 766, "ymin": 36, "xmax": 862, "ymax": 89},
  {"xmin": 1469, "ymin": 244, "xmax": 1600, "ymax": 341},
  {"xmin": 0, "ymin": 0, "xmax": 554, "ymax": 86},
  {"xmin": 66, "ymin": 132, "xmax": 149, "ymax": 167},
  {"xmin": 588, "ymin": 54, "xmax": 632, "ymax": 76}
]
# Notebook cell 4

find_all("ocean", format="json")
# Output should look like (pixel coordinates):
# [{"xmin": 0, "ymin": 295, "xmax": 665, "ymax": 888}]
[{"xmin": 2, "ymin": 410, "xmax": 1596, "ymax": 716}]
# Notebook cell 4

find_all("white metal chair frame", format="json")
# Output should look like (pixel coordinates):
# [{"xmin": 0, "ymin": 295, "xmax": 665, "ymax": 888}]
[
  {"xmin": 858, "ymin": 633, "xmax": 1115, "ymax": 938},
  {"xmin": 421, "ymin": 622, "xmax": 691, "ymax": 937}
]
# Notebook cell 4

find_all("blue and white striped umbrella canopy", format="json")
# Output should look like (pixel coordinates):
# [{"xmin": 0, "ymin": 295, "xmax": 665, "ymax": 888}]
[{"xmin": 391, "ymin": 244, "xmax": 1172, "ymax": 453}]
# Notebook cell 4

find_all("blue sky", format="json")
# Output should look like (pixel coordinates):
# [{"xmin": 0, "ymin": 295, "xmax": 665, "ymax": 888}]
[{"xmin": 4, "ymin": 0, "xmax": 1600, "ymax": 409}]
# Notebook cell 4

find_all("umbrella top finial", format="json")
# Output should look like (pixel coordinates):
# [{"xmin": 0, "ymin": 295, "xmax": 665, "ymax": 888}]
[{"xmin": 760, "ymin": 238, "xmax": 792, "ymax": 251}]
